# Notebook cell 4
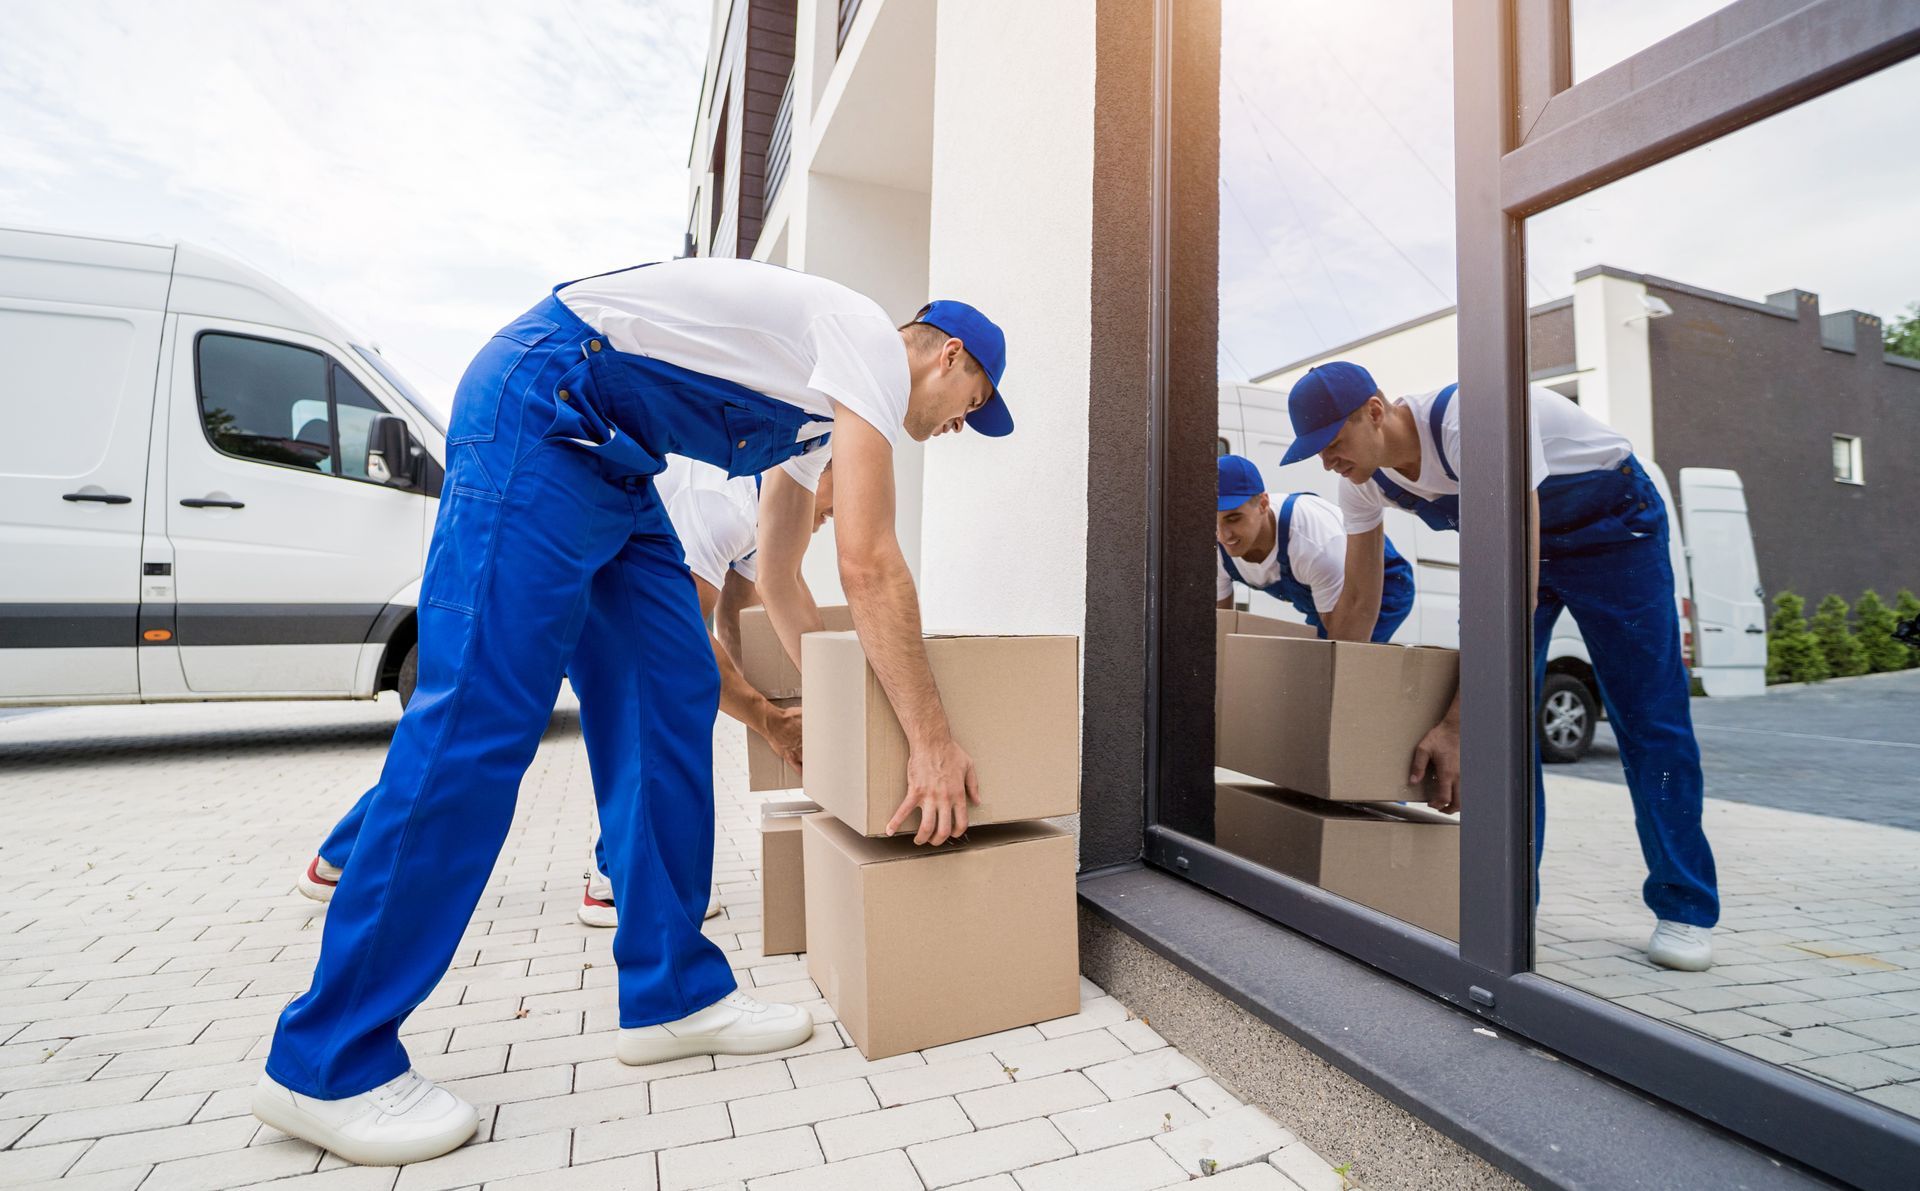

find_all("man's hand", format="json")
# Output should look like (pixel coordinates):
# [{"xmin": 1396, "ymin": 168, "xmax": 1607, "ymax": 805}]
[
  {"xmin": 1410, "ymin": 708, "xmax": 1462, "ymax": 815},
  {"xmin": 887, "ymin": 736, "xmax": 981, "ymax": 846},
  {"xmin": 762, "ymin": 703, "xmax": 803, "ymax": 774}
]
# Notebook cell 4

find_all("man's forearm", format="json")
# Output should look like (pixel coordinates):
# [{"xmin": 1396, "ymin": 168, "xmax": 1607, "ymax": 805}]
[
  {"xmin": 712, "ymin": 630, "xmax": 780, "ymax": 738},
  {"xmin": 759, "ymin": 571, "xmax": 825, "ymax": 671},
  {"xmin": 1320, "ymin": 591, "xmax": 1378, "ymax": 643},
  {"xmin": 841, "ymin": 545, "xmax": 950, "ymax": 749},
  {"xmin": 1325, "ymin": 527, "xmax": 1385, "ymax": 642}
]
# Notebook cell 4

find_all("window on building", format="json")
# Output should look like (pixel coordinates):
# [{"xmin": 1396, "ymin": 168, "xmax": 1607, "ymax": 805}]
[{"xmin": 1832, "ymin": 434, "xmax": 1864, "ymax": 484}]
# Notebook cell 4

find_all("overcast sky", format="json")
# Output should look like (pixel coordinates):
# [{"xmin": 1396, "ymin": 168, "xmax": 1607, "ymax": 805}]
[
  {"xmin": 0, "ymin": 0, "xmax": 708, "ymax": 411},
  {"xmin": 5, "ymin": 1, "xmax": 1911, "ymax": 401},
  {"xmin": 1221, "ymin": 0, "xmax": 1920, "ymax": 379}
]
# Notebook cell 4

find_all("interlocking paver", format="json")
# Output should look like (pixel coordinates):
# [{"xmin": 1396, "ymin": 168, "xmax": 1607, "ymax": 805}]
[
  {"xmin": 1083, "ymin": 1047, "xmax": 1206, "ymax": 1100},
  {"xmin": 747, "ymin": 1147, "xmax": 922, "ymax": 1191},
  {"xmin": 1269, "ymin": 1141, "xmax": 1350, "ymax": 1191},
  {"xmin": 907, "ymin": 1118, "xmax": 1072, "ymax": 1188},
  {"xmin": 956, "ymin": 1071, "xmax": 1103, "ymax": 1129},
  {"xmin": 1155, "ymin": 1104, "xmax": 1296, "ymax": 1177},
  {"xmin": 655, "ymin": 1123, "xmax": 821, "ymax": 1190},
  {"xmin": 0, "ymin": 695, "xmax": 1291, "ymax": 1189},
  {"xmin": 1008, "ymin": 1136, "xmax": 1187, "ymax": 1191}
]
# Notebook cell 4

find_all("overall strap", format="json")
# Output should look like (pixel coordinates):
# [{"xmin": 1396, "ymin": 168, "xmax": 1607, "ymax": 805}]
[
  {"xmin": 1275, "ymin": 493, "xmax": 1302, "ymax": 583},
  {"xmin": 1371, "ymin": 469, "xmax": 1421, "ymax": 512},
  {"xmin": 1216, "ymin": 540, "xmax": 1249, "ymax": 587},
  {"xmin": 1430, "ymin": 383, "xmax": 1459, "ymax": 482}
]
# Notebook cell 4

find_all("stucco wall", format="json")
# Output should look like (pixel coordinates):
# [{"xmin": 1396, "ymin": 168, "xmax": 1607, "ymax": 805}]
[{"xmin": 918, "ymin": 0, "xmax": 1096, "ymax": 637}]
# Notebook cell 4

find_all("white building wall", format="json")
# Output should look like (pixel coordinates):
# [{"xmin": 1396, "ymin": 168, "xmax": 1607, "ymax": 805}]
[
  {"xmin": 918, "ymin": 0, "xmax": 1096, "ymax": 636},
  {"xmin": 1256, "ymin": 311, "xmax": 1460, "ymax": 400},
  {"xmin": 1571, "ymin": 271, "xmax": 1657, "ymax": 459}
]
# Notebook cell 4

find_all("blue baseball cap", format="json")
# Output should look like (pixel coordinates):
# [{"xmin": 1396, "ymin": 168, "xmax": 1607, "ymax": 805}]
[
  {"xmin": 1279, "ymin": 361, "xmax": 1379, "ymax": 465},
  {"xmin": 914, "ymin": 300, "xmax": 1013, "ymax": 437},
  {"xmin": 1217, "ymin": 454, "xmax": 1266, "ymax": 512}
]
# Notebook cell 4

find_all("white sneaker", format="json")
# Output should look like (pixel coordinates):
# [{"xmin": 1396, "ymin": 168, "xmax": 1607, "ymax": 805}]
[
  {"xmin": 576, "ymin": 883, "xmax": 721, "ymax": 929},
  {"xmin": 1647, "ymin": 920, "xmax": 1713, "ymax": 971},
  {"xmin": 616, "ymin": 989, "xmax": 813, "ymax": 1065},
  {"xmin": 297, "ymin": 857, "xmax": 343, "ymax": 903},
  {"xmin": 251, "ymin": 1069, "xmax": 477, "ymax": 1166}
]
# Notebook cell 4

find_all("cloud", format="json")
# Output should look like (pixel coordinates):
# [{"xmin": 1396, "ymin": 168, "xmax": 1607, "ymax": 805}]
[{"xmin": 0, "ymin": 0, "xmax": 710, "ymax": 408}]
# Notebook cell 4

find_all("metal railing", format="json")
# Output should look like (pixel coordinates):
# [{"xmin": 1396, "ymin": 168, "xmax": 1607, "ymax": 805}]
[
  {"xmin": 837, "ymin": 0, "xmax": 861, "ymax": 53},
  {"xmin": 764, "ymin": 71, "xmax": 795, "ymax": 219}
]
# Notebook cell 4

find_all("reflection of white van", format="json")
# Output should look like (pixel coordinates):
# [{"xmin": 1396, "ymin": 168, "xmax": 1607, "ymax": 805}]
[
  {"xmin": 1218, "ymin": 382, "xmax": 1767, "ymax": 761},
  {"xmin": 1, "ymin": 228, "xmax": 448, "ymax": 709}
]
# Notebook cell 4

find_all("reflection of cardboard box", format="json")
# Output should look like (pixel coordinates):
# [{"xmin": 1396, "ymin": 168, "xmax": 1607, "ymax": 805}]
[
  {"xmin": 802, "ymin": 814, "xmax": 1078, "ymax": 1059},
  {"xmin": 1215, "ymin": 782, "xmax": 1459, "ymax": 940},
  {"xmin": 802, "ymin": 632, "xmax": 1080, "ymax": 836},
  {"xmin": 760, "ymin": 800, "xmax": 818, "ymax": 956},
  {"xmin": 739, "ymin": 605, "xmax": 855, "ymax": 699},
  {"xmin": 746, "ymin": 699, "xmax": 802, "ymax": 791},
  {"xmin": 1214, "ymin": 611, "xmax": 1318, "ymax": 761},
  {"xmin": 1219, "ymin": 636, "xmax": 1457, "ymax": 802}
]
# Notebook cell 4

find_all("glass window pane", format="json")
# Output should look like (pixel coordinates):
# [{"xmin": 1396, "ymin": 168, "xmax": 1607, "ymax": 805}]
[
  {"xmin": 196, "ymin": 334, "xmax": 332, "ymax": 472},
  {"xmin": 1526, "ymin": 56, "xmax": 1920, "ymax": 1121},
  {"xmin": 1194, "ymin": 0, "xmax": 1465, "ymax": 943},
  {"xmin": 332, "ymin": 365, "xmax": 388, "ymax": 482},
  {"xmin": 1569, "ymin": 0, "xmax": 1737, "ymax": 83}
]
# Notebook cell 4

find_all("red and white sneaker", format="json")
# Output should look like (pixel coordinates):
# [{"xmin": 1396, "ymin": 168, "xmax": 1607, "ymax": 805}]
[
  {"xmin": 577, "ymin": 880, "xmax": 722, "ymax": 929},
  {"xmin": 297, "ymin": 856, "xmax": 343, "ymax": 903}
]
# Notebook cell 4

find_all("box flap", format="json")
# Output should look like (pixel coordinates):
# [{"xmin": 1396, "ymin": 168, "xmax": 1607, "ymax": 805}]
[{"xmin": 803, "ymin": 813, "xmax": 1067, "ymax": 867}]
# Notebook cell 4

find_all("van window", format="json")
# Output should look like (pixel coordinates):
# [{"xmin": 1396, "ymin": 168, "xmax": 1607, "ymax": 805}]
[
  {"xmin": 197, "ymin": 335, "xmax": 333, "ymax": 472},
  {"xmin": 332, "ymin": 365, "xmax": 387, "ymax": 481}
]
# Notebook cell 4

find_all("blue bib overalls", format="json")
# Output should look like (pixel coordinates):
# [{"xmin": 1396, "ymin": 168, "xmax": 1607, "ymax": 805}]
[
  {"xmin": 1367, "ymin": 389, "xmax": 1717, "ymax": 928},
  {"xmin": 1217, "ymin": 493, "xmax": 1415, "ymax": 643},
  {"xmin": 268, "ymin": 282, "xmax": 831, "ymax": 1100}
]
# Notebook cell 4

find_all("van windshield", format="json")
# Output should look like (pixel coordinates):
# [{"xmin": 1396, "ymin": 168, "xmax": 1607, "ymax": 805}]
[{"xmin": 353, "ymin": 345, "xmax": 447, "ymax": 436}]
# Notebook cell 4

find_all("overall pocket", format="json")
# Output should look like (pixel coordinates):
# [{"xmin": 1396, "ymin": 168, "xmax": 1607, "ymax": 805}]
[
  {"xmin": 422, "ymin": 485, "xmax": 506, "ymax": 616},
  {"xmin": 447, "ymin": 313, "xmax": 561, "ymax": 446}
]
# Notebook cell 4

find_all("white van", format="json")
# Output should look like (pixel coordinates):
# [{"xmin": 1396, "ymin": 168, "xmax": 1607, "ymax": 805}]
[
  {"xmin": 1218, "ymin": 382, "xmax": 1767, "ymax": 762},
  {"xmin": 1, "ymin": 227, "xmax": 448, "ymax": 709}
]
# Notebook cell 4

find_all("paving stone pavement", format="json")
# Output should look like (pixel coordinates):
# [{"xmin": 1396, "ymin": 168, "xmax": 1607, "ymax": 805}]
[
  {"xmin": 0, "ymin": 694, "xmax": 1345, "ymax": 1189},
  {"xmin": 1539, "ymin": 773, "xmax": 1920, "ymax": 1117}
]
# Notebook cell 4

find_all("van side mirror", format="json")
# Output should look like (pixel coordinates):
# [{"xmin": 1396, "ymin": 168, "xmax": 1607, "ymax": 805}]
[{"xmin": 367, "ymin": 415, "xmax": 418, "ymax": 488}]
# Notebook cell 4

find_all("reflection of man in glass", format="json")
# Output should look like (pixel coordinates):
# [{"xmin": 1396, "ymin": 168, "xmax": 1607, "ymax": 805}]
[
  {"xmin": 1214, "ymin": 454, "xmax": 1414, "ymax": 643},
  {"xmin": 1282, "ymin": 361, "xmax": 1718, "ymax": 972}
]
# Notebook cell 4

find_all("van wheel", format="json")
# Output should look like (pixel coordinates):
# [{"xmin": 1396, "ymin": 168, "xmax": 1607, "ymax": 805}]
[
  {"xmin": 1539, "ymin": 672, "xmax": 1597, "ymax": 763},
  {"xmin": 397, "ymin": 643, "xmax": 419, "ymax": 708}
]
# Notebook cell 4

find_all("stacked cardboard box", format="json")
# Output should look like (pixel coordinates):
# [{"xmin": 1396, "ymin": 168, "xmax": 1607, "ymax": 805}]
[
  {"xmin": 1216, "ymin": 623, "xmax": 1461, "ymax": 938},
  {"xmin": 738, "ymin": 605, "xmax": 855, "ymax": 791},
  {"xmin": 796, "ymin": 630, "xmax": 1082, "ymax": 1059}
]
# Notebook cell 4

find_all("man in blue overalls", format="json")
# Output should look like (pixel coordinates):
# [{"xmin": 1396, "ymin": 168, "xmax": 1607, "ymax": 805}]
[
  {"xmin": 294, "ymin": 457, "xmax": 833, "ymax": 930},
  {"xmin": 1214, "ymin": 453, "xmax": 1414, "ymax": 642},
  {"xmin": 253, "ymin": 259, "xmax": 1012, "ymax": 1165},
  {"xmin": 1281, "ymin": 361, "xmax": 1717, "ymax": 972}
]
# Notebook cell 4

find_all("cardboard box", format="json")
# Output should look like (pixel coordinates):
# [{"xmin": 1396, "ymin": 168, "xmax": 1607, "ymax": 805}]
[
  {"xmin": 760, "ymin": 800, "xmax": 818, "ymax": 956},
  {"xmin": 802, "ymin": 632, "xmax": 1080, "ymax": 836},
  {"xmin": 1215, "ymin": 781, "xmax": 1459, "ymax": 940},
  {"xmin": 1218, "ymin": 636, "xmax": 1458, "ymax": 802},
  {"xmin": 738, "ymin": 605, "xmax": 854, "ymax": 699},
  {"xmin": 802, "ymin": 813, "xmax": 1079, "ymax": 1058},
  {"xmin": 1214, "ymin": 610, "xmax": 1318, "ymax": 761},
  {"xmin": 746, "ymin": 699, "xmax": 802, "ymax": 792}
]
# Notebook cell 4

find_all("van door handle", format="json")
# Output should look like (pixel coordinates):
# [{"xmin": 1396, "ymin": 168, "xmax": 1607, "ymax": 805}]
[
  {"xmin": 180, "ymin": 498, "xmax": 246, "ymax": 509},
  {"xmin": 63, "ymin": 492, "xmax": 133, "ymax": 504}
]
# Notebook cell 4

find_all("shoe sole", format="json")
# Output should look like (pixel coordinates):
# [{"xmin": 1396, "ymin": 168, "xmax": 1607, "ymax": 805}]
[
  {"xmin": 295, "ymin": 876, "xmax": 336, "ymax": 904},
  {"xmin": 251, "ymin": 1086, "xmax": 478, "ymax": 1167},
  {"xmin": 577, "ymin": 906, "xmax": 617, "ymax": 929},
  {"xmin": 1647, "ymin": 952, "xmax": 1712, "ymax": 972},
  {"xmin": 615, "ymin": 1017, "xmax": 814, "ymax": 1066}
]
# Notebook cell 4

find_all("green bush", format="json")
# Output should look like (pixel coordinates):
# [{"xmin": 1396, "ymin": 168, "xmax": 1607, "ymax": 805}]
[
  {"xmin": 1766, "ymin": 592, "xmax": 1830, "ymax": 684},
  {"xmin": 1897, "ymin": 589, "xmax": 1920, "ymax": 669},
  {"xmin": 1853, "ymin": 591, "xmax": 1908, "ymax": 673},
  {"xmin": 1810, "ymin": 594, "xmax": 1869, "ymax": 678}
]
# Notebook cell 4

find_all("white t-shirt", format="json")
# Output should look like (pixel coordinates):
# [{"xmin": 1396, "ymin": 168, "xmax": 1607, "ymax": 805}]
[
  {"xmin": 557, "ymin": 258, "xmax": 910, "ymax": 491},
  {"xmin": 1215, "ymin": 492, "xmax": 1348, "ymax": 613},
  {"xmin": 1338, "ymin": 383, "xmax": 1631, "ymax": 532},
  {"xmin": 656, "ymin": 457, "xmax": 761, "ymax": 589}
]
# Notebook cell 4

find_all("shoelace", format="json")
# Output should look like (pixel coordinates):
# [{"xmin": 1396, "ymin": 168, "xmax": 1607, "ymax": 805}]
[
  {"xmin": 368, "ymin": 1070, "xmax": 435, "ymax": 1115},
  {"xmin": 720, "ymin": 991, "xmax": 766, "ymax": 1015}
]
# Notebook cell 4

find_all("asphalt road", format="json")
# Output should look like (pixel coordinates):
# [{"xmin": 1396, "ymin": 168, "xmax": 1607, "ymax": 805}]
[{"xmin": 1555, "ymin": 669, "xmax": 1920, "ymax": 830}]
